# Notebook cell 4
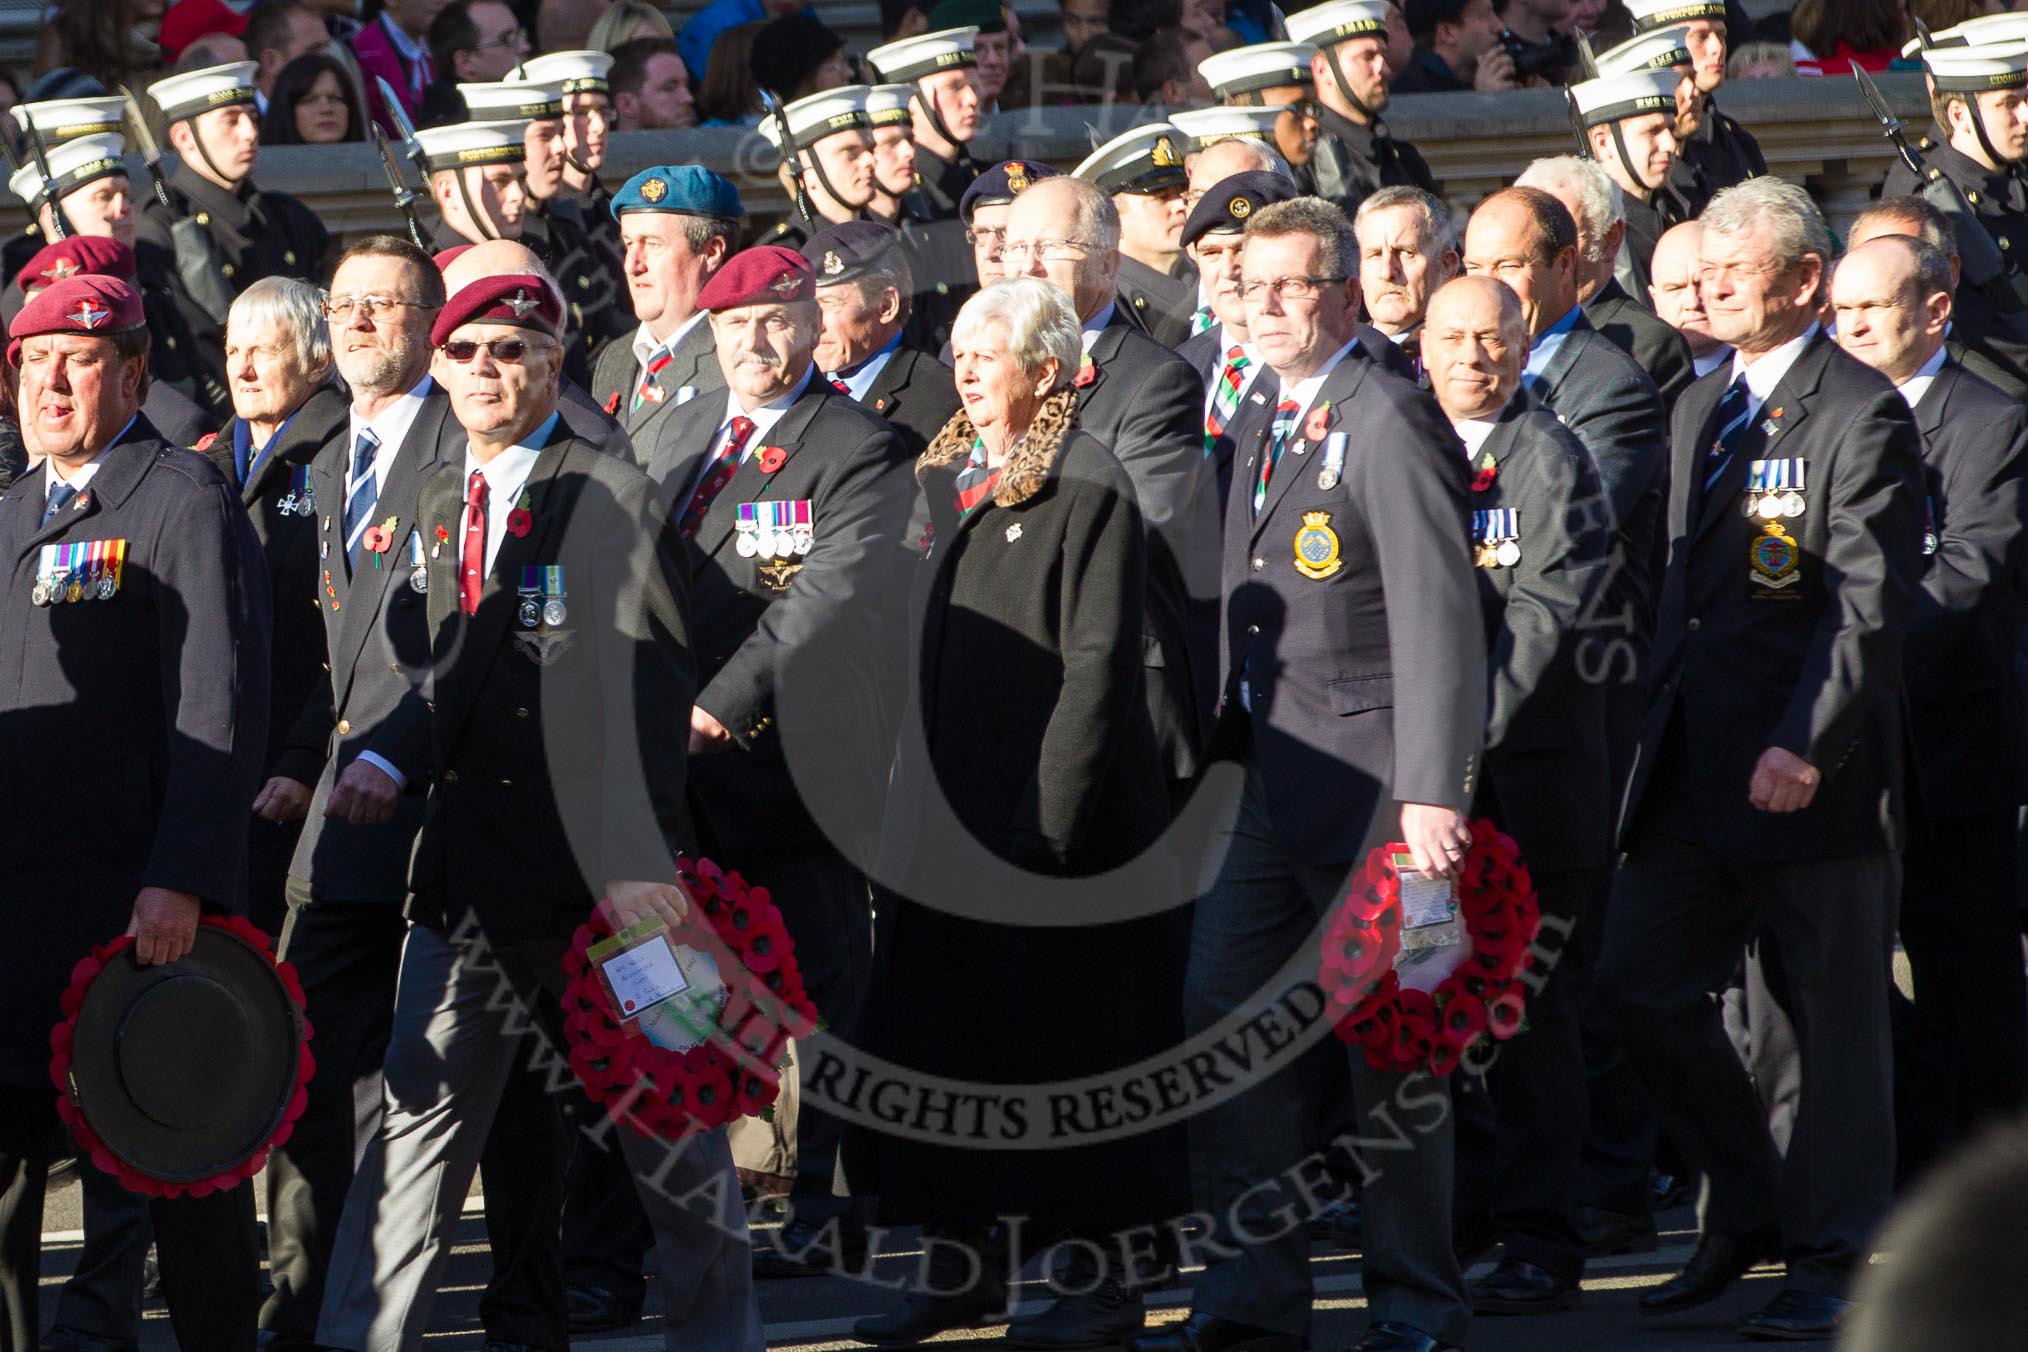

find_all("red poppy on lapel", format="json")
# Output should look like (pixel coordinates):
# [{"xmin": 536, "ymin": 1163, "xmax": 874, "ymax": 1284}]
[
  {"xmin": 194, "ymin": 432, "xmax": 217, "ymax": 451},
  {"xmin": 506, "ymin": 509, "xmax": 532, "ymax": 538},
  {"xmin": 1073, "ymin": 354, "xmax": 1096, "ymax": 388},
  {"xmin": 1304, "ymin": 401, "xmax": 1332, "ymax": 443},
  {"xmin": 758, "ymin": 446, "xmax": 787, "ymax": 474},
  {"xmin": 435, "ymin": 525, "xmax": 450, "ymax": 545},
  {"xmin": 1470, "ymin": 452, "xmax": 1497, "ymax": 494},
  {"xmin": 603, "ymin": 390, "xmax": 621, "ymax": 415},
  {"xmin": 362, "ymin": 521, "xmax": 394, "ymax": 554}
]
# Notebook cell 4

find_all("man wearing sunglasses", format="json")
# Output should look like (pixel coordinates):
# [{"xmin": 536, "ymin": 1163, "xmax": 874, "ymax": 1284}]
[{"xmin": 314, "ymin": 270, "xmax": 763, "ymax": 1352}]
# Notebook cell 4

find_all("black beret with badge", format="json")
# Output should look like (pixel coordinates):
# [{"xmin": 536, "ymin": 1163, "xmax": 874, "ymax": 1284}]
[
  {"xmin": 958, "ymin": 158, "xmax": 1061, "ymax": 223},
  {"xmin": 799, "ymin": 220, "xmax": 903, "ymax": 286},
  {"xmin": 1182, "ymin": 169, "xmax": 1299, "ymax": 249}
]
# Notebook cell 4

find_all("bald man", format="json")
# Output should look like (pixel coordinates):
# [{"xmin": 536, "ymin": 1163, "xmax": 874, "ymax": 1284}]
[
  {"xmin": 1648, "ymin": 220, "xmax": 1729, "ymax": 377},
  {"xmin": 1424, "ymin": 274, "xmax": 1616, "ymax": 1315},
  {"xmin": 1832, "ymin": 233, "xmax": 2028, "ymax": 1182},
  {"xmin": 1848, "ymin": 196, "xmax": 2028, "ymax": 400},
  {"xmin": 441, "ymin": 239, "xmax": 632, "ymax": 459}
]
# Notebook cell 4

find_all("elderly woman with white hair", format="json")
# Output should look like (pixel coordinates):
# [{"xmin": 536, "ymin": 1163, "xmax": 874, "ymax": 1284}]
[
  {"xmin": 201, "ymin": 274, "xmax": 351, "ymax": 934},
  {"xmin": 851, "ymin": 276, "xmax": 1188, "ymax": 1348}
]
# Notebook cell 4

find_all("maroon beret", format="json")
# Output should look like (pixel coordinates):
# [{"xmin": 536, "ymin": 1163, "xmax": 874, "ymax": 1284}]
[
  {"xmin": 433, "ymin": 244, "xmax": 474, "ymax": 272},
  {"xmin": 695, "ymin": 245, "xmax": 815, "ymax": 312},
  {"xmin": 8, "ymin": 275, "xmax": 145, "ymax": 367},
  {"xmin": 429, "ymin": 274, "xmax": 563, "ymax": 347},
  {"xmin": 18, "ymin": 236, "xmax": 138, "ymax": 293}
]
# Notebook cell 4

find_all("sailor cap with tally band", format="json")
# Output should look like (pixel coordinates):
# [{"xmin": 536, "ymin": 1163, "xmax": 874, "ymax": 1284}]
[
  {"xmin": 7, "ymin": 133, "xmax": 130, "ymax": 208},
  {"xmin": 868, "ymin": 26, "xmax": 978, "ymax": 82},
  {"xmin": 865, "ymin": 84, "xmax": 916, "ymax": 128},
  {"xmin": 1595, "ymin": 26, "xmax": 1693, "ymax": 75},
  {"xmin": 799, "ymin": 221, "xmax": 901, "ymax": 285},
  {"xmin": 1570, "ymin": 68, "xmax": 1681, "ymax": 128},
  {"xmin": 1282, "ymin": 0, "xmax": 1390, "ymax": 49},
  {"xmin": 1074, "ymin": 124, "xmax": 1188, "ymax": 195},
  {"xmin": 758, "ymin": 86, "xmax": 871, "ymax": 152},
  {"xmin": 957, "ymin": 158, "xmax": 1060, "ymax": 222},
  {"xmin": 458, "ymin": 79, "xmax": 565, "ymax": 124},
  {"xmin": 1916, "ymin": 14, "xmax": 2028, "ymax": 52},
  {"xmin": 1624, "ymin": 0, "xmax": 1725, "ymax": 32},
  {"xmin": 696, "ymin": 246, "xmax": 815, "ymax": 311},
  {"xmin": 10, "ymin": 96, "xmax": 128, "ymax": 143},
  {"xmin": 7, "ymin": 275, "xmax": 145, "ymax": 366},
  {"xmin": 18, "ymin": 236, "xmax": 138, "ymax": 291},
  {"xmin": 1199, "ymin": 43, "xmax": 1318, "ymax": 101},
  {"xmin": 610, "ymin": 165, "xmax": 744, "ymax": 220},
  {"xmin": 416, "ymin": 121, "xmax": 529, "ymax": 173},
  {"xmin": 146, "ymin": 60, "xmax": 259, "ymax": 124},
  {"xmin": 1182, "ymin": 169, "xmax": 1298, "ymax": 248},
  {"xmin": 1170, "ymin": 105, "xmax": 1285, "ymax": 150},
  {"xmin": 431, "ymin": 274, "xmax": 564, "ymax": 346},
  {"xmin": 512, "ymin": 50, "xmax": 614, "ymax": 95},
  {"xmin": 1924, "ymin": 40, "xmax": 2028, "ymax": 93}
]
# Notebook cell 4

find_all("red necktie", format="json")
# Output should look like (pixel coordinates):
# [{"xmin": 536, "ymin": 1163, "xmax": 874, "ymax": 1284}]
[
  {"xmin": 680, "ymin": 416, "xmax": 754, "ymax": 540},
  {"xmin": 460, "ymin": 470, "xmax": 488, "ymax": 615},
  {"xmin": 633, "ymin": 350, "xmax": 674, "ymax": 412}
]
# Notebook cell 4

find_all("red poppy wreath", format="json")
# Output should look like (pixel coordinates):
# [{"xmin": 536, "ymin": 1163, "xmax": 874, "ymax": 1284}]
[
  {"xmin": 1319, "ymin": 819, "xmax": 1541, "ymax": 1076},
  {"xmin": 561, "ymin": 856, "xmax": 820, "ymax": 1137}
]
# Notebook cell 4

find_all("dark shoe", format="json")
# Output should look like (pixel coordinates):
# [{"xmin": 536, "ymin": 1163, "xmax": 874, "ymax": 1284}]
[
  {"xmin": 1350, "ymin": 1321, "xmax": 1463, "ymax": 1352},
  {"xmin": 852, "ymin": 1280, "xmax": 1007, "ymax": 1346},
  {"xmin": 1470, "ymin": 1257, "xmax": 1582, "ymax": 1315},
  {"xmin": 1006, "ymin": 1279, "xmax": 1146, "ymax": 1348},
  {"xmin": 753, "ymin": 1216, "xmax": 869, "ymax": 1279},
  {"xmin": 564, "ymin": 1282, "xmax": 641, "ymax": 1334},
  {"xmin": 1739, "ymin": 1288, "xmax": 1850, "ymax": 1341},
  {"xmin": 1452, "ymin": 1220, "xmax": 1499, "ymax": 1272},
  {"xmin": 1577, "ymin": 1204, "xmax": 1658, "ymax": 1257},
  {"xmin": 38, "ymin": 1330, "xmax": 138, "ymax": 1352},
  {"xmin": 1638, "ymin": 1227, "xmax": 1780, "ymax": 1314},
  {"xmin": 1650, "ymin": 1167, "xmax": 1690, "ymax": 1211},
  {"xmin": 1125, "ymin": 1312, "xmax": 1303, "ymax": 1352}
]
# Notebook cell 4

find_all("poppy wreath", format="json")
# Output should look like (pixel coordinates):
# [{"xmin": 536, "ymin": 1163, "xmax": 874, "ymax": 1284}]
[
  {"xmin": 560, "ymin": 856, "xmax": 821, "ymax": 1138},
  {"xmin": 1319, "ymin": 819, "xmax": 1541, "ymax": 1077},
  {"xmin": 48, "ymin": 914, "xmax": 315, "ymax": 1198}
]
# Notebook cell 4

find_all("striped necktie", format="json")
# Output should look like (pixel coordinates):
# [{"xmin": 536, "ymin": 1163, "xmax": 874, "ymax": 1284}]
[
  {"xmin": 43, "ymin": 482, "xmax": 77, "ymax": 525},
  {"xmin": 1252, "ymin": 399, "xmax": 1300, "ymax": 517},
  {"xmin": 953, "ymin": 438, "xmax": 999, "ymax": 516},
  {"xmin": 679, "ymin": 416, "xmax": 754, "ymax": 540},
  {"xmin": 344, "ymin": 427, "xmax": 380, "ymax": 570},
  {"xmin": 1190, "ymin": 305, "xmax": 1215, "ymax": 336},
  {"xmin": 1205, "ymin": 347, "xmax": 1249, "ymax": 454},
  {"xmin": 632, "ymin": 350, "xmax": 675, "ymax": 412},
  {"xmin": 1704, "ymin": 376, "xmax": 1753, "ymax": 494}
]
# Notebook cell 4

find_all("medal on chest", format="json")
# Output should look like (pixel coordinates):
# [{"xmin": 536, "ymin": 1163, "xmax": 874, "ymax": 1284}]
[
  {"xmin": 1744, "ymin": 457, "xmax": 1806, "ymax": 522},
  {"xmin": 1473, "ymin": 509, "xmax": 1520, "ymax": 569}
]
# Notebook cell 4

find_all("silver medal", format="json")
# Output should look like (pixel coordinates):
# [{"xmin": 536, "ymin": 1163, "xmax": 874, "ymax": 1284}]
[
  {"xmin": 1317, "ymin": 469, "xmax": 1339, "ymax": 491},
  {"xmin": 410, "ymin": 565, "xmax": 428, "ymax": 593},
  {"xmin": 543, "ymin": 599, "xmax": 567, "ymax": 627},
  {"xmin": 1757, "ymin": 495, "xmax": 1783, "ymax": 521},
  {"xmin": 97, "ymin": 574, "xmax": 114, "ymax": 600},
  {"xmin": 31, "ymin": 582, "xmax": 48, "ymax": 606},
  {"xmin": 735, "ymin": 531, "xmax": 759, "ymax": 558},
  {"xmin": 1780, "ymin": 490, "xmax": 1805, "ymax": 517},
  {"xmin": 1495, "ymin": 539, "xmax": 1521, "ymax": 568},
  {"xmin": 518, "ymin": 598, "xmax": 540, "ymax": 628}
]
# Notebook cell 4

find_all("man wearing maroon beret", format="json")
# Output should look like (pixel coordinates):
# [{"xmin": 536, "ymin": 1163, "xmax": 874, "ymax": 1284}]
[
  {"xmin": 313, "ymin": 272, "xmax": 763, "ymax": 1352},
  {"xmin": 0, "ymin": 273, "xmax": 271, "ymax": 1349},
  {"xmin": 638, "ymin": 243, "xmax": 913, "ymax": 1276}
]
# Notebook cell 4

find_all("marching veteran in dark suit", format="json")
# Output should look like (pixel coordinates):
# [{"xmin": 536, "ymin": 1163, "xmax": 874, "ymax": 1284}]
[
  {"xmin": 1138, "ymin": 197, "xmax": 1486, "ymax": 1352},
  {"xmin": 0, "ymin": 273, "xmax": 270, "ymax": 1352},
  {"xmin": 588, "ymin": 165, "xmax": 739, "ymax": 430},
  {"xmin": 315, "ymin": 271, "xmax": 763, "ymax": 1352},
  {"xmin": 1420, "ymin": 275, "xmax": 1615, "ymax": 1318},
  {"xmin": 1004, "ymin": 175, "xmax": 1212, "ymax": 782},
  {"xmin": 1597, "ymin": 177, "xmax": 1927, "ymax": 1343},
  {"xmin": 637, "ymin": 246, "xmax": 913, "ymax": 1277},
  {"xmin": 1830, "ymin": 234, "xmax": 2028, "ymax": 1181},
  {"xmin": 853, "ymin": 275, "xmax": 1188, "ymax": 1351}
]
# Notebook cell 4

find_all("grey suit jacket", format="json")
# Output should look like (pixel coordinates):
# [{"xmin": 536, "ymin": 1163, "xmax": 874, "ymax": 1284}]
[{"xmin": 588, "ymin": 316, "xmax": 724, "ymax": 442}]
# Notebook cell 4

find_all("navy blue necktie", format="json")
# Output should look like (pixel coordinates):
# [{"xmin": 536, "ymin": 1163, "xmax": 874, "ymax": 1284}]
[
  {"xmin": 42, "ymin": 482, "xmax": 77, "ymax": 525},
  {"xmin": 1704, "ymin": 376, "xmax": 1754, "ymax": 494},
  {"xmin": 344, "ymin": 428, "xmax": 381, "ymax": 569}
]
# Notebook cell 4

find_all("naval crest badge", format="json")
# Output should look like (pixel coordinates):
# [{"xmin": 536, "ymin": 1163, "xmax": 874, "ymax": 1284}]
[{"xmin": 1294, "ymin": 511, "xmax": 1342, "ymax": 580}]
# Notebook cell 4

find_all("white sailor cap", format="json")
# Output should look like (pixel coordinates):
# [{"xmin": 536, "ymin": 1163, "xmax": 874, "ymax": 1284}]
[
  {"xmin": 1199, "ymin": 42, "xmax": 1318, "ymax": 100},
  {"xmin": 865, "ymin": 84, "xmax": 915, "ymax": 127},
  {"xmin": 1624, "ymin": 0, "xmax": 1725, "ymax": 33},
  {"xmin": 146, "ymin": 61, "xmax": 259, "ymax": 124},
  {"xmin": 867, "ymin": 26, "xmax": 978, "ymax": 83},
  {"xmin": 1570, "ymin": 68, "xmax": 1681, "ymax": 128},
  {"xmin": 512, "ymin": 50, "xmax": 615, "ymax": 95},
  {"xmin": 10, "ymin": 96, "xmax": 128, "ymax": 143},
  {"xmin": 416, "ymin": 120, "xmax": 529, "ymax": 173},
  {"xmin": 1073, "ymin": 123, "xmax": 1188, "ymax": 194},
  {"xmin": 1904, "ymin": 15, "xmax": 2028, "ymax": 58},
  {"xmin": 757, "ymin": 86, "xmax": 872, "ymax": 151},
  {"xmin": 1924, "ymin": 39, "xmax": 2028, "ymax": 93},
  {"xmin": 458, "ymin": 79, "xmax": 565, "ymax": 124},
  {"xmin": 1170, "ymin": 105, "xmax": 1284, "ymax": 150},
  {"xmin": 8, "ymin": 133, "xmax": 129, "ymax": 207},
  {"xmin": 1283, "ymin": 1, "xmax": 1390, "ymax": 49},
  {"xmin": 1595, "ymin": 26, "xmax": 1693, "ymax": 75}
]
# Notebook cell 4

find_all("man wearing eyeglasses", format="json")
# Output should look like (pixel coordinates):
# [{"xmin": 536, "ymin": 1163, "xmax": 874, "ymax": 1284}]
[
  {"xmin": 314, "ymin": 269, "xmax": 764, "ymax": 1352},
  {"xmin": 1133, "ymin": 195, "xmax": 1484, "ymax": 1352}
]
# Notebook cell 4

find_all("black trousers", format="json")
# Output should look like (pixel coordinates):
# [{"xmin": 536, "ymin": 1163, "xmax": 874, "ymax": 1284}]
[
  {"xmin": 1454, "ymin": 865, "xmax": 1601, "ymax": 1282},
  {"xmin": 0, "ymin": 1086, "xmax": 259, "ymax": 1352},
  {"xmin": 1598, "ymin": 775, "xmax": 1898, "ymax": 1297},
  {"xmin": 1894, "ymin": 809, "xmax": 2028, "ymax": 1181}
]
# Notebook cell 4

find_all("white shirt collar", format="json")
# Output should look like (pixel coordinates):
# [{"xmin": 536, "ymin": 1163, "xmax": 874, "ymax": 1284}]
[
  {"xmin": 1692, "ymin": 346, "xmax": 1732, "ymax": 377},
  {"xmin": 461, "ymin": 412, "xmax": 556, "ymax": 572},
  {"xmin": 1274, "ymin": 337, "xmax": 1360, "ymax": 426},
  {"xmin": 633, "ymin": 310, "xmax": 707, "ymax": 371},
  {"xmin": 1727, "ymin": 324, "xmax": 1818, "ymax": 420},
  {"xmin": 347, "ymin": 374, "xmax": 433, "ymax": 496},
  {"xmin": 1453, "ymin": 411, "xmax": 1504, "ymax": 459},
  {"xmin": 1080, "ymin": 300, "xmax": 1118, "ymax": 353},
  {"xmin": 720, "ymin": 365, "xmax": 813, "ymax": 448},
  {"xmin": 834, "ymin": 331, "xmax": 903, "ymax": 402},
  {"xmin": 44, "ymin": 433, "xmax": 122, "ymax": 496},
  {"xmin": 1896, "ymin": 343, "xmax": 1951, "ymax": 410}
]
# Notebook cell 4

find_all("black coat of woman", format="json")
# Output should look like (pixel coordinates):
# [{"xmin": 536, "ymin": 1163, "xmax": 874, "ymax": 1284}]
[{"xmin": 854, "ymin": 386, "xmax": 1191, "ymax": 1237}]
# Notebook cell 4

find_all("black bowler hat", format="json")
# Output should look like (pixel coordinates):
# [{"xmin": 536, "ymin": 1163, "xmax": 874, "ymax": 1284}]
[
  {"xmin": 800, "ymin": 220, "xmax": 902, "ymax": 285},
  {"xmin": 53, "ymin": 918, "xmax": 311, "ymax": 1194},
  {"xmin": 1182, "ymin": 169, "xmax": 1299, "ymax": 249}
]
